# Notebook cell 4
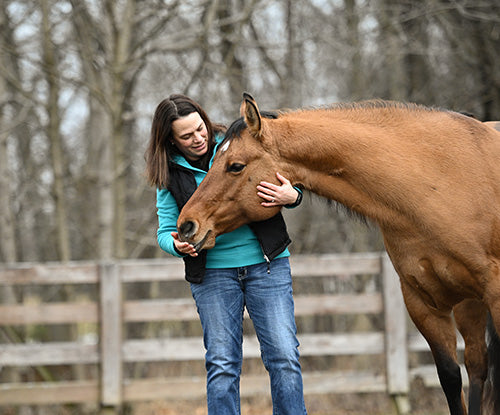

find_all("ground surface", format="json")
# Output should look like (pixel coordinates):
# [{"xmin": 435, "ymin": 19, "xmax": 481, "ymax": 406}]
[{"xmin": 133, "ymin": 379, "xmax": 450, "ymax": 415}]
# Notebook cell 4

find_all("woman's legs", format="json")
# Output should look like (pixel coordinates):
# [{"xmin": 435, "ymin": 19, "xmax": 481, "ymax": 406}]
[
  {"xmin": 244, "ymin": 258, "xmax": 307, "ymax": 415},
  {"xmin": 191, "ymin": 268, "xmax": 245, "ymax": 415}
]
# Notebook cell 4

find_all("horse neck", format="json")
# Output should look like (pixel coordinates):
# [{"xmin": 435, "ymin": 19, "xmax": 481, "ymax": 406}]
[
  {"xmin": 272, "ymin": 110, "xmax": 411, "ymax": 225},
  {"xmin": 274, "ymin": 112, "xmax": 374, "ymax": 185}
]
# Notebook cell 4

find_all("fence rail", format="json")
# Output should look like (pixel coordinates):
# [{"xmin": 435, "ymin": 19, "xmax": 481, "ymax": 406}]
[{"xmin": 0, "ymin": 253, "xmax": 462, "ymax": 411}]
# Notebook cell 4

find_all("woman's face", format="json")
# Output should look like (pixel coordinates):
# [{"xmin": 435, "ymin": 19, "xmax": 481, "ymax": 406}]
[{"xmin": 171, "ymin": 112, "xmax": 209, "ymax": 160}]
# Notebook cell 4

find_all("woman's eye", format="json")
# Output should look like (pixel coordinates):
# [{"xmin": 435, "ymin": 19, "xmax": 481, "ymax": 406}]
[{"xmin": 226, "ymin": 163, "xmax": 246, "ymax": 173}]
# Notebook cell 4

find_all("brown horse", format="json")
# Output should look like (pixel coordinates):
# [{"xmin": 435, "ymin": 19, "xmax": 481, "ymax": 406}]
[{"xmin": 177, "ymin": 93, "xmax": 500, "ymax": 415}]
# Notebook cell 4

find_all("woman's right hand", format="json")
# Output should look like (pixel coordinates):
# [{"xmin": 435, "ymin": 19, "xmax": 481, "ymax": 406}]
[{"xmin": 171, "ymin": 231, "xmax": 198, "ymax": 257}]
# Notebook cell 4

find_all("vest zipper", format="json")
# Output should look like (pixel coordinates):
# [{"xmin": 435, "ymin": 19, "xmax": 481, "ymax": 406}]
[{"xmin": 264, "ymin": 255, "xmax": 271, "ymax": 274}]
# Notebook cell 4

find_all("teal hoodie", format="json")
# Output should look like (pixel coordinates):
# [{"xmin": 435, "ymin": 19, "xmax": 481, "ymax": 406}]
[{"xmin": 156, "ymin": 135, "xmax": 290, "ymax": 268}]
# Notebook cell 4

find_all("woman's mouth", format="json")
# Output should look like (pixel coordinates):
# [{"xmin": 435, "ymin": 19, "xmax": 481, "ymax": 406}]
[{"xmin": 193, "ymin": 142, "xmax": 206, "ymax": 151}]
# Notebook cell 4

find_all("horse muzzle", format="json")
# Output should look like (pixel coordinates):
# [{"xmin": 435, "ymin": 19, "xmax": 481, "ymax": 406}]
[{"xmin": 178, "ymin": 219, "xmax": 215, "ymax": 251}]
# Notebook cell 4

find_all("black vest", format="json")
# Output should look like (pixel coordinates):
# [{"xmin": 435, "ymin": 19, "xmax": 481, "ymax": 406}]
[{"xmin": 167, "ymin": 165, "xmax": 291, "ymax": 283}]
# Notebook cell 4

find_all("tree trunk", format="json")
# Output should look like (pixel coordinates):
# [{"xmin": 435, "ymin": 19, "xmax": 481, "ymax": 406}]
[
  {"xmin": 41, "ymin": 0, "xmax": 71, "ymax": 262},
  {"xmin": 401, "ymin": 2, "xmax": 432, "ymax": 104},
  {"xmin": 344, "ymin": 0, "xmax": 364, "ymax": 100},
  {"xmin": 109, "ymin": 0, "xmax": 136, "ymax": 259},
  {"xmin": 0, "ymin": 84, "xmax": 17, "ymax": 263},
  {"xmin": 376, "ymin": 0, "xmax": 406, "ymax": 100},
  {"xmin": 470, "ymin": 16, "xmax": 500, "ymax": 120},
  {"xmin": 283, "ymin": 0, "xmax": 303, "ymax": 108},
  {"xmin": 0, "ymin": 1, "xmax": 39, "ymax": 262},
  {"xmin": 218, "ymin": 0, "xmax": 247, "ymax": 109}
]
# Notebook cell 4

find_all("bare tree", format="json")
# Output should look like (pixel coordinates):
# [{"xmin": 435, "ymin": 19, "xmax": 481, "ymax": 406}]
[
  {"xmin": 218, "ymin": 0, "xmax": 247, "ymax": 108},
  {"xmin": 374, "ymin": 0, "xmax": 407, "ymax": 100},
  {"xmin": 0, "ymin": 1, "xmax": 43, "ymax": 262},
  {"xmin": 41, "ymin": 0, "xmax": 71, "ymax": 261},
  {"xmin": 0, "ymin": 48, "xmax": 17, "ymax": 263},
  {"xmin": 68, "ymin": 0, "xmax": 224, "ymax": 259},
  {"xmin": 344, "ymin": 0, "xmax": 365, "ymax": 100},
  {"xmin": 429, "ymin": 0, "xmax": 500, "ymax": 118},
  {"xmin": 1, "ymin": 0, "xmax": 499, "ymax": 265}
]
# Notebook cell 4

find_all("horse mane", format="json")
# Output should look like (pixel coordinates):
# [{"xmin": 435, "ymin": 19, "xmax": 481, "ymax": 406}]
[
  {"xmin": 326, "ymin": 99, "xmax": 435, "ymax": 112},
  {"xmin": 222, "ymin": 111, "xmax": 278, "ymax": 145},
  {"xmin": 225, "ymin": 101, "xmax": 450, "ymax": 140},
  {"xmin": 224, "ymin": 101, "xmax": 451, "ymax": 141},
  {"xmin": 267, "ymin": 99, "xmax": 441, "ymax": 115}
]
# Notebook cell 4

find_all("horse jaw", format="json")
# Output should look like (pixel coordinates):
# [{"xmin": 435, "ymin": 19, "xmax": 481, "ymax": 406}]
[{"xmin": 177, "ymin": 197, "xmax": 278, "ymax": 250}]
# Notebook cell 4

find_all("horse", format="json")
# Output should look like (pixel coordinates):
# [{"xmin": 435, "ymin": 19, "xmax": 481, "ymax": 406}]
[{"xmin": 177, "ymin": 93, "xmax": 500, "ymax": 415}]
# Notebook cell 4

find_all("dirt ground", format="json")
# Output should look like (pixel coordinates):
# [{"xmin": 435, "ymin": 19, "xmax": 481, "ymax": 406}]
[
  {"xmin": 0, "ymin": 379, "xmax": 450, "ymax": 415},
  {"xmin": 132, "ymin": 378, "xmax": 450, "ymax": 415}
]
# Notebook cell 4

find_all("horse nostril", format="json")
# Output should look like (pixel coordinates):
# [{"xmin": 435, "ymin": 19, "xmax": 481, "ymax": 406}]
[{"xmin": 179, "ymin": 220, "xmax": 196, "ymax": 239}]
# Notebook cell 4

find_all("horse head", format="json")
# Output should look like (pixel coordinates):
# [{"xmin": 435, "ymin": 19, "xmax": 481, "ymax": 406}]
[{"xmin": 177, "ymin": 93, "xmax": 286, "ymax": 250}]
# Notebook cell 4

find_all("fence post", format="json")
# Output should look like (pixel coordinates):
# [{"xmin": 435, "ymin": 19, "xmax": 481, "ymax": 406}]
[
  {"xmin": 99, "ymin": 262, "xmax": 123, "ymax": 413},
  {"xmin": 381, "ymin": 253, "xmax": 410, "ymax": 414}
]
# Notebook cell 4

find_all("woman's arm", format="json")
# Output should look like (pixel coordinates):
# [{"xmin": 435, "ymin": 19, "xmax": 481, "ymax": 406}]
[
  {"xmin": 156, "ymin": 188, "xmax": 182, "ymax": 256},
  {"xmin": 156, "ymin": 189, "xmax": 198, "ymax": 257}
]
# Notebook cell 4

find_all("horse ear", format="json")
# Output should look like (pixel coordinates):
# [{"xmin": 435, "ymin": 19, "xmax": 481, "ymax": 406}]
[
  {"xmin": 239, "ymin": 92, "xmax": 254, "ymax": 116},
  {"xmin": 241, "ymin": 92, "xmax": 262, "ymax": 137}
]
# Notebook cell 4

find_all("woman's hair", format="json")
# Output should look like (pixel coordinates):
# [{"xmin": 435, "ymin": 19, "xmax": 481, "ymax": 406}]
[{"xmin": 145, "ymin": 94, "xmax": 225, "ymax": 188}]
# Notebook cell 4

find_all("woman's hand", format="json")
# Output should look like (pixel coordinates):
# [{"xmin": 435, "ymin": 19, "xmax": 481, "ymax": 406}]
[
  {"xmin": 171, "ymin": 231, "xmax": 198, "ymax": 257},
  {"xmin": 257, "ymin": 172, "xmax": 299, "ymax": 207}
]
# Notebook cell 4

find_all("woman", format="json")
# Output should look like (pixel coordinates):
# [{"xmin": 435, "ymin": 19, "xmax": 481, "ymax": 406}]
[{"xmin": 145, "ymin": 94, "xmax": 307, "ymax": 415}]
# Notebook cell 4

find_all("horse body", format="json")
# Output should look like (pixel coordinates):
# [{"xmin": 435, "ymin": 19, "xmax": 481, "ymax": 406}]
[
  {"xmin": 261, "ymin": 108, "xmax": 499, "ymax": 307},
  {"xmin": 177, "ymin": 94, "xmax": 500, "ymax": 414}
]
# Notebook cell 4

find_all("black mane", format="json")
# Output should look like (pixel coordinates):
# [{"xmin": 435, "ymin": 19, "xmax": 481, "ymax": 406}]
[{"xmin": 222, "ymin": 111, "xmax": 279, "ymax": 146}]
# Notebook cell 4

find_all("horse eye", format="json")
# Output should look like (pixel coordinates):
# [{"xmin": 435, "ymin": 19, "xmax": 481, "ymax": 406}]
[{"xmin": 226, "ymin": 163, "xmax": 246, "ymax": 173}]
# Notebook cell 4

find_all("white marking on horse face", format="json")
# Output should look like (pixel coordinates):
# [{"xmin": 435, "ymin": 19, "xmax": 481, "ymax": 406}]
[{"xmin": 220, "ymin": 140, "xmax": 231, "ymax": 153}]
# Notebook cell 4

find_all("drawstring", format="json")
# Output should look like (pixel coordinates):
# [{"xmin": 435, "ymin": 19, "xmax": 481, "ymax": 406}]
[{"xmin": 264, "ymin": 255, "xmax": 271, "ymax": 274}]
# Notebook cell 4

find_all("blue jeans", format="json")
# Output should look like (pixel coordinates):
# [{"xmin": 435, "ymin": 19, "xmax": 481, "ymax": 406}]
[{"xmin": 190, "ymin": 257, "xmax": 307, "ymax": 415}]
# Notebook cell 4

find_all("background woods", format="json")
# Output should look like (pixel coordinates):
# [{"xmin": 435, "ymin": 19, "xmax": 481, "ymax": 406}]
[
  {"xmin": 1, "ymin": 1, "xmax": 499, "ymax": 414},
  {"xmin": 1, "ymin": 0, "xmax": 499, "ymax": 264}
]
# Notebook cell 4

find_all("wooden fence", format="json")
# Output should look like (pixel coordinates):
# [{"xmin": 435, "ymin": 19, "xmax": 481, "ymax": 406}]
[{"xmin": 0, "ymin": 253, "xmax": 464, "ymax": 412}]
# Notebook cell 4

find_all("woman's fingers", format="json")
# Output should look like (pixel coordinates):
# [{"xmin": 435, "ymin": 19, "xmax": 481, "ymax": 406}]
[
  {"xmin": 257, "ymin": 172, "xmax": 297, "ymax": 206},
  {"xmin": 171, "ymin": 232, "xmax": 198, "ymax": 256},
  {"xmin": 276, "ymin": 172, "xmax": 291, "ymax": 185}
]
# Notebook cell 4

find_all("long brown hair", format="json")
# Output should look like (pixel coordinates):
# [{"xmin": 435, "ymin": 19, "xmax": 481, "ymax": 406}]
[{"xmin": 145, "ymin": 94, "xmax": 225, "ymax": 188}]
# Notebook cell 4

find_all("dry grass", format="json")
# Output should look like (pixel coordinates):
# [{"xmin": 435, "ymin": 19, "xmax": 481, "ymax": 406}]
[{"xmin": 132, "ymin": 378, "xmax": 450, "ymax": 415}]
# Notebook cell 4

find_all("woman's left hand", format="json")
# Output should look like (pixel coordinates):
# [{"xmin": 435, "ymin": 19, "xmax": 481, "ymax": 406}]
[{"xmin": 257, "ymin": 172, "xmax": 299, "ymax": 207}]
